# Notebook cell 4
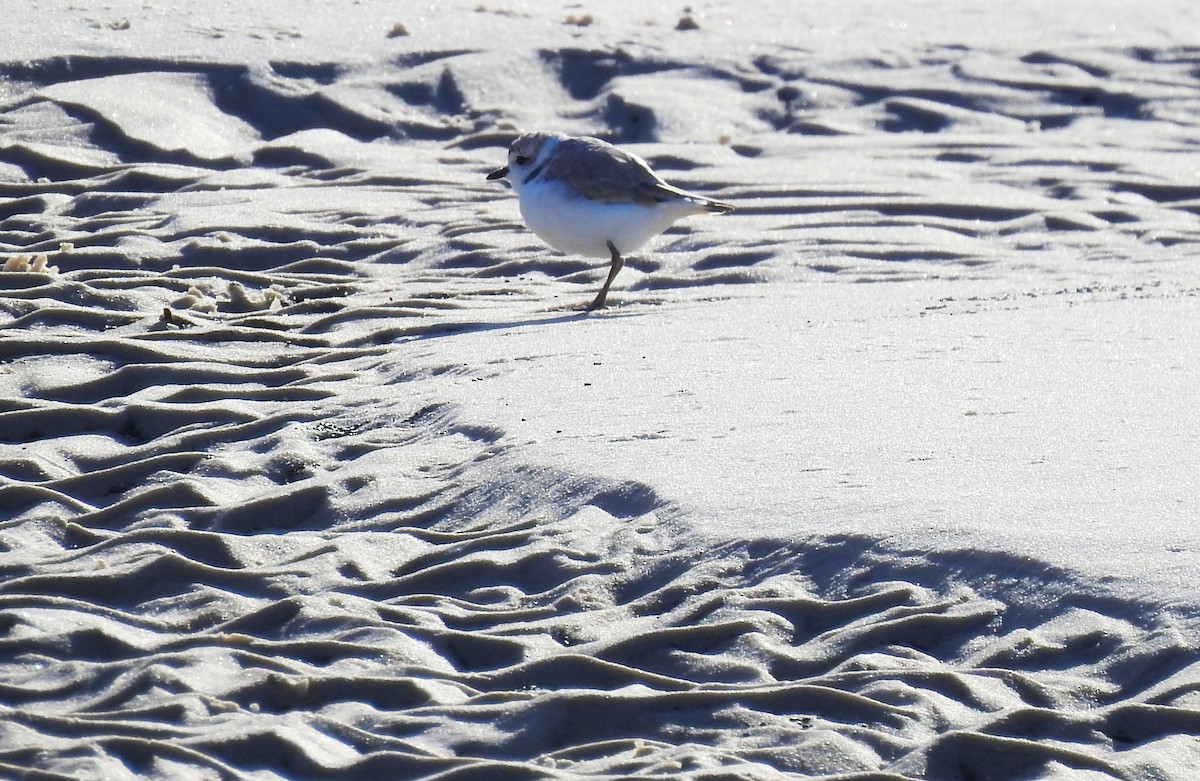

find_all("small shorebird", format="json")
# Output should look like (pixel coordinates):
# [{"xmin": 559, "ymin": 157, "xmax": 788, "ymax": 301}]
[{"xmin": 487, "ymin": 132, "xmax": 734, "ymax": 310}]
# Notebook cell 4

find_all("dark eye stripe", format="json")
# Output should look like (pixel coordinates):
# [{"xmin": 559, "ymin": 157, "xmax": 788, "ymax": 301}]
[{"xmin": 515, "ymin": 155, "xmax": 531, "ymax": 165}]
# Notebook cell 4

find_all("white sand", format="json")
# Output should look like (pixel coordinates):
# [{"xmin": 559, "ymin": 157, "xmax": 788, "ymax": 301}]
[{"xmin": 1, "ymin": 1, "xmax": 1199, "ymax": 779}]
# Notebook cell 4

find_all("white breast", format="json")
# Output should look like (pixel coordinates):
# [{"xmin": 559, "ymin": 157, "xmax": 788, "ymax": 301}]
[{"xmin": 517, "ymin": 180, "xmax": 697, "ymax": 258}]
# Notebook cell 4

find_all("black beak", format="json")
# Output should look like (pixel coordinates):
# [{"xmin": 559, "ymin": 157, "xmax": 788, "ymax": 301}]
[{"xmin": 487, "ymin": 166, "xmax": 509, "ymax": 180}]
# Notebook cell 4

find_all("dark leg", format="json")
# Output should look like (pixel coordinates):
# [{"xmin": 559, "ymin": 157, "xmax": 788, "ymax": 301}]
[{"xmin": 588, "ymin": 240, "xmax": 624, "ymax": 310}]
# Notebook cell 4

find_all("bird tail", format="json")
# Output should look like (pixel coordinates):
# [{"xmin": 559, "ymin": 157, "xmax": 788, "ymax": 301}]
[
  {"xmin": 701, "ymin": 197, "xmax": 734, "ymax": 214},
  {"xmin": 656, "ymin": 180, "xmax": 734, "ymax": 214}
]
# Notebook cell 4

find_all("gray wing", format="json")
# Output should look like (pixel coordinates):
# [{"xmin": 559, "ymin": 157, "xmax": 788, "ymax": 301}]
[{"xmin": 543, "ymin": 137, "xmax": 686, "ymax": 205}]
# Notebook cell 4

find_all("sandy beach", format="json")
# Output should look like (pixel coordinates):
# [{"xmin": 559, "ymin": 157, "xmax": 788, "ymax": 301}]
[{"xmin": 1, "ymin": 1, "xmax": 1198, "ymax": 778}]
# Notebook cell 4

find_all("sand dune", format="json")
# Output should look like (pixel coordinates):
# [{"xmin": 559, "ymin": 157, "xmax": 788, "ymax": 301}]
[{"xmin": 1, "ymin": 2, "xmax": 1198, "ymax": 779}]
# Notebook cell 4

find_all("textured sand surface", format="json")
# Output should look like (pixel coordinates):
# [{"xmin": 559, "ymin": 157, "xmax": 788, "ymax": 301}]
[{"xmin": 1, "ymin": 2, "xmax": 1199, "ymax": 779}]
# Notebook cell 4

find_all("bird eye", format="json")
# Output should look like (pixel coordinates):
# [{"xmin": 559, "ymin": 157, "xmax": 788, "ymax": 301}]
[{"xmin": 515, "ymin": 155, "xmax": 531, "ymax": 166}]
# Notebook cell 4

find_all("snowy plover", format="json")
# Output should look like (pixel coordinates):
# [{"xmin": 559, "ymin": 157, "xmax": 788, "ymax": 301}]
[{"xmin": 488, "ymin": 132, "xmax": 733, "ymax": 310}]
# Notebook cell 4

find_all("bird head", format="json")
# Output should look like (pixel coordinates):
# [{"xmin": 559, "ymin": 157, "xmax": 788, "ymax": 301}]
[{"xmin": 486, "ymin": 132, "xmax": 564, "ymax": 191}]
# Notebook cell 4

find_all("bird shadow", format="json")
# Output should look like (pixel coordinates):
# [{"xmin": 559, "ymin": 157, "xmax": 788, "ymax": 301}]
[{"xmin": 398, "ymin": 304, "xmax": 645, "ymax": 344}]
